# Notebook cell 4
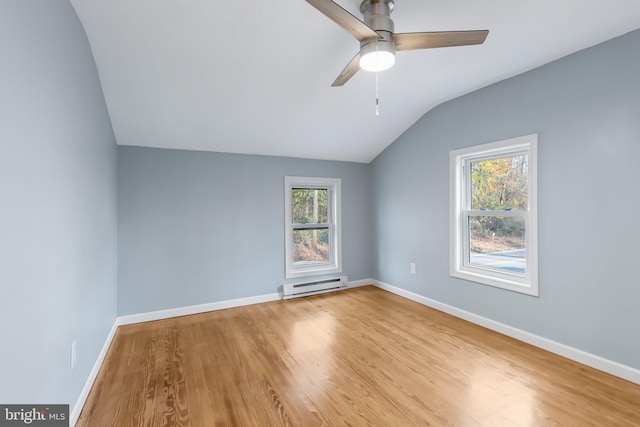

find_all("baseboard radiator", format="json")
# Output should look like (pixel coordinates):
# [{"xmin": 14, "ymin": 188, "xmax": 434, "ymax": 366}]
[{"xmin": 282, "ymin": 276, "xmax": 348, "ymax": 299}]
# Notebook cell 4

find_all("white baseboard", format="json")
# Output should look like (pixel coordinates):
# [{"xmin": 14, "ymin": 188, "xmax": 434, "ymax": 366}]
[
  {"xmin": 70, "ymin": 321, "xmax": 119, "ymax": 426},
  {"xmin": 117, "ymin": 292, "xmax": 281, "ymax": 326},
  {"xmin": 370, "ymin": 279, "xmax": 640, "ymax": 385},
  {"xmin": 346, "ymin": 278, "xmax": 374, "ymax": 289}
]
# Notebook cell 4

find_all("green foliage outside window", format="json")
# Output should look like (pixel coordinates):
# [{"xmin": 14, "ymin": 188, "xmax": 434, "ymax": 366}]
[
  {"xmin": 471, "ymin": 155, "xmax": 528, "ymax": 240},
  {"xmin": 291, "ymin": 188, "xmax": 329, "ymax": 262},
  {"xmin": 291, "ymin": 188, "xmax": 328, "ymax": 224}
]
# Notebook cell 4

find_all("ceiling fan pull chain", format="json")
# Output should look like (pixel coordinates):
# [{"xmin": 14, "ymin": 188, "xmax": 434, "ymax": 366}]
[
  {"xmin": 375, "ymin": 44, "xmax": 380, "ymax": 116},
  {"xmin": 376, "ymin": 70, "xmax": 380, "ymax": 116}
]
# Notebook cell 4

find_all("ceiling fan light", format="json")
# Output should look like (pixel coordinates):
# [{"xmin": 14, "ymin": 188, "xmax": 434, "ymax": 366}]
[
  {"xmin": 359, "ymin": 40, "xmax": 396, "ymax": 72},
  {"xmin": 360, "ymin": 50, "xmax": 395, "ymax": 72}
]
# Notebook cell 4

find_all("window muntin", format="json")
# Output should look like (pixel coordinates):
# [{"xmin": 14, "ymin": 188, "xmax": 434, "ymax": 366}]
[
  {"xmin": 285, "ymin": 177, "xmax": 341, "ymax": 278},
  {"xmin": 450, "ymin": 135, "xmax": 538, "ymax": 296}
]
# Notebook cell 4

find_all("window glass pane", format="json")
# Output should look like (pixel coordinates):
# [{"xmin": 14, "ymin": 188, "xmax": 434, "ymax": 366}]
[
  {"xmin": 291, "ymin": 188, "xmax": 328, "ymax": 224},
  {"xmin": 293, "ymin": 228, "xmax": 329, "ymax": 264},
  {"xmin": 469, "ymin": 216, "xmax": 525, "ymax": 274},
  {"xmin": 471, "ymin": 155, "xmax": 528, "ymax": 210}
]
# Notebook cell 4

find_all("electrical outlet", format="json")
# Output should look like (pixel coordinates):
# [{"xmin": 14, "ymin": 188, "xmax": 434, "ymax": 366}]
[
  {"xmin": 410, "ymin": 263, "xmax": 416, "ymax": 274},
  {"xmin": 70, "ymin": 340, "xmax": 77, "ymax": 371}
]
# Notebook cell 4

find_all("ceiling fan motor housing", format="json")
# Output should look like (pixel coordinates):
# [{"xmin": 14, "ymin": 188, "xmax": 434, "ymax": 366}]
[
  {"xmin": 360, "ymin": 0, "xmax": 394, "ymax": 33},
  {"xmin": 359, "ymin": 0, "xmax": 396, "ymax": 69}
]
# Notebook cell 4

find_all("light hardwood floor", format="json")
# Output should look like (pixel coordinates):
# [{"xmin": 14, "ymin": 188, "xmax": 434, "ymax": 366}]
[{"xmin": 78, "ymin": 286, "xmax": 640, "ymax": 426}]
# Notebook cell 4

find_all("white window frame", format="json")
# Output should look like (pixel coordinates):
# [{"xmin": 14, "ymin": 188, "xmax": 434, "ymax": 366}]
[
  {"xmin": 285, "ymin": 176, "xmax": 342, "ymax": 279},
  {"xmin": 450, "ymin": 134, "xmax": 538, "ymax": 296}
]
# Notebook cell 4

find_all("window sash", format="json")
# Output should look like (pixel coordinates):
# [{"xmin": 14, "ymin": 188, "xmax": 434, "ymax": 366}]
[
  {"xmin": 291, "ymin": 223, "xmax": 331, "ymax": 230},
  {"xmin": 291, "ymin": 186, "xmax": 332, "ymax": 225},
  {"xmin": 462, "ymin": 211, "xmax": 529, "ymax": 279},
  {"xmin": 462, "ymin": 152, "xmax": 529, "ymax": 211},
  {"xmin": 463, "ymin": 209, "xmax": 527, "ymax": 217},
  {"xmin": 291, "ymin": 224, "xmax": 334, "ymax": 267}
]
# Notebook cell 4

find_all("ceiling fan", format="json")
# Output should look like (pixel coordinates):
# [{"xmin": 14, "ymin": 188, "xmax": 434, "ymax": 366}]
[{"xmin": 306, "ymin": 0, "xmax": 489, "ymax": 86}]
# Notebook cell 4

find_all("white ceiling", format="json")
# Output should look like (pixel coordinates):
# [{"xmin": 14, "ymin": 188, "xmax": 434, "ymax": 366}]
[{"xmin": 70, "ymin": 0, "xmax": 640, "ymax": 163}]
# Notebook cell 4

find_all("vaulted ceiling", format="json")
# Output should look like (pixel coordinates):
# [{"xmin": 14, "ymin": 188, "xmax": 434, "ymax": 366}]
[{"xmin": 70, "ymin": 0, "xmax": 640, "ymax": 163}]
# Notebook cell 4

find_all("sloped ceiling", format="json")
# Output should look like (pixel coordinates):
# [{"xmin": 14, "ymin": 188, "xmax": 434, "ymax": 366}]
[{"xmin": 70, "ymin": 0, "xmax": 640, "ymax": 163}]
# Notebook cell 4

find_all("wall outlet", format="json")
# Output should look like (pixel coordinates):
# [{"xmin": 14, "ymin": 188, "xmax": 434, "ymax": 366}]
[
  {"xmin": 410, "ymin": 263, "xmax": 416, "ymax": 274},
  {"xmin": 70, "ymin": 340, "xmax": 77, "ymax": 371}
]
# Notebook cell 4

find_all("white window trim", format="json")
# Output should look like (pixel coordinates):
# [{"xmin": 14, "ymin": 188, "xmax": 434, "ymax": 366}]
[
  {"xmin": 449, "ymin": 134, "xmax": 539, "ymax": 296},
  {"xmin": 285, "ymin": 176, "xmax": 342, "ymax": 279}
]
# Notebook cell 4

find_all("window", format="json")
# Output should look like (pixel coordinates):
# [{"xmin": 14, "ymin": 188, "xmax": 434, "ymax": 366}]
[
  {"xmin": 285, "ymin": 176, "xmax": 342, "ymax": 279},
  {"xmin": 450, "ymin": 134, "xmax": 538, "ymax": 296}
]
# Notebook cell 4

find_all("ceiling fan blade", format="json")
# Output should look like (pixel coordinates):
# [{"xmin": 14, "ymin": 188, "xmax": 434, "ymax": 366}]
[
  {"xmin": 393, "ymin": 30, "xmax": 489, "ymax": 51},
  {"xmin": 306, "ymin": 0, "xmax": 380, "ymax": 41},
  {"xmin": 331, "ymin": 52, "xmax": 361, "ymax": 87}
]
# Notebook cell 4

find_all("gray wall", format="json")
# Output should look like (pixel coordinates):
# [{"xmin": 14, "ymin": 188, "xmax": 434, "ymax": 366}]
[
  {"xmin": 371, "ymin": 29, "xmax": 640, "ymax": 369},
  {"xmin": 2, "ymin": 0, "xmax": 637, "ymax": 408},
  {"xmin": 0, "ymin": 0, "xmax": 118, "ymax": 406},
  {"xmin": 118, "ymin": 147, "xmax": 372, "ymax": 315}
]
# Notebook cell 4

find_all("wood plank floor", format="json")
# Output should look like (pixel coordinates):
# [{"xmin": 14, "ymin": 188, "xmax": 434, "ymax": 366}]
[{"xmin": 78, "ymin": 286, "xmax": 640, "ymax": 426}]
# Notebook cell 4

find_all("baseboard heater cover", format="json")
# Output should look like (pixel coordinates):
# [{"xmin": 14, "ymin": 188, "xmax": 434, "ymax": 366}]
[{"xmin": 282, "ymin": 276, "xmax": 348, "ymax": 299}]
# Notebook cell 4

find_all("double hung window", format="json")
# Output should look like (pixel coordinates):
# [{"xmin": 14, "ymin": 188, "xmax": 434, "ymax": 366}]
[
  {"xmin": 285, "ymin": 176, "xmax": 342, "ymax": 279},
  {"xmin": 450, "ymin": 135, "xmax": 538, "ymax": 295}
]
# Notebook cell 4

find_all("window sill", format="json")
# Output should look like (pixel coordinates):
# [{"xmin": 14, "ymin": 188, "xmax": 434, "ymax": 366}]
[{"xmin": 450, "ymin": 268, "xmax": 538, "ymax": 296}]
